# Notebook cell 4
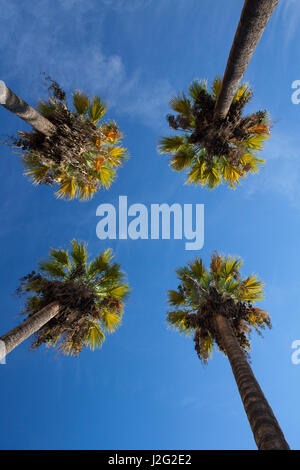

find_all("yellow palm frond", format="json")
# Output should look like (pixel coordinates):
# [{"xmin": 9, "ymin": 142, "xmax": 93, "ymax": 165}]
[
  {"xmin": 108, "ymin": 145, "xmax": 126, "ymax": 160},
  {"xmin": 244, "ymin": 133, "xmax": 269, "ymax": 153},
  {"xmin": 101, "ymin": 309, "xmax": 122, "ymax": 333},
  {"xmin": 55, "ymin": 176, "xmax": 76, "ymax": 200},
  {"xmin": 237, "ymin": 275, "xmax": 264, "ymax": 302},
  {"xmin": 88, "ymin": 96, "xmax": 107, "ymax": 123},
  {"xmin": 167, "ymin": 311, "xmax": 193, "ymax": 335},
  {"xmin": 241, "ymin": 153, "xmax": 265, "ymax": 174},
  {"xmin": 78, "ymin": 184, "xmax": 97, "ymax": 200},
  {"xmin": 109, "ymin": 283, "xmax": 130, "ymax": 299},
  {"xmin": 220, "ymin": 158, "xmax": 242, "ymax": 188},
  {"xmin": 211, "ymin": 76, "xmax": 223, "ymax": 100},
  {"xmin": 233, "ymin": 82, "xmax": 252, "ymax": 102},
  {"xmin": 86, "ymin": 323, "xmax": 105, "ymax": 351},
  {"xmin": 221, "ymin": 256, "xmax": 243, "ymax": 281},
  {"xmin": 98, "ymin": 166, "xmax": 116, "ymax": 189}
]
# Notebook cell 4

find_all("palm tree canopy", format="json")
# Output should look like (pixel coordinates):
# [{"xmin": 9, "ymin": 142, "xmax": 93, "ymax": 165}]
[
  {"xmin": 159, "ymin": 76, "xmax": 270, "ymax": 189},
  {"xmin": 17, "ymin": 240, "xmax": 130, "ymax": 356},
  {"xmin": 167, "ymin": 252, "xmax": 271, "ymax": 363},
  {"xmin": 8, "ymin": 76, "xmax": 128, "ymax": 200}
]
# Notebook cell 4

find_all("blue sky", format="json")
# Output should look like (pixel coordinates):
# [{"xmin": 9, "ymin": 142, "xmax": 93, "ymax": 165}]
[{"xmin": 0, "ymin": 0, "xmax": 299, "ymax": 450}]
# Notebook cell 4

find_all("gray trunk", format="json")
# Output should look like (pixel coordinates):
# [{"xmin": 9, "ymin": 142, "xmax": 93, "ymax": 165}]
[
  {"xmin": 0, "ymin": 80, "xmax": 56, "ymax": 136},
  {"xmin": 215, "ymin": 314, "xmax": 290, "ymax": 450},
  {"xmin": 0, "ymin": 301, "xmax": 60, "ymax": 359},
  {"xmin": 214, "ymin": 0, "xmax": 279, "ymax": 119}
]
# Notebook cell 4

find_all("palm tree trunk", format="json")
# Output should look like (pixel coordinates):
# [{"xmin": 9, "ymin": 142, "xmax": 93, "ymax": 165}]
[
  {"xmin": 215, "ymin": 314, "xmax": 290, "ymax": 450},
  {"xmin": 214, "ymin": 0, "xmax": 278, "ymax": 119},
  {"xmin": 0, "ymin": 301, "xmax": 60, "ymax": 360},
  {"xmin": 0, "ymin": 80, "xmax": 56, "ymax": 136}
]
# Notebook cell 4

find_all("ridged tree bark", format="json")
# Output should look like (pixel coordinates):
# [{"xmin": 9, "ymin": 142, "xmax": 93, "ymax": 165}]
[
  {"xmin": 214, "ymin": 0, "xmax": 279, "ymax": 119},
  {"xmin": 0, "ymin": 301, "xmax": 60, "ymax": 360},
  {"xmin": 215, "ymin": 314, "xmax": 289, "ymax": 450},
  {"xmin": 0, "ymin": 80, "xmax": 56, "ymax": 136}
]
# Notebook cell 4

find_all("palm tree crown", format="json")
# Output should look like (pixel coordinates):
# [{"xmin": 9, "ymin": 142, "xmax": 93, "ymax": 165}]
[
  {"xmin": 17, "ymin": 240, "xmax": 130, "ymax": 356},
  {"xmin": 159, "ymin": 77, "xmax": 270, "ymax": 189},
  {"xmin": 167, "ymin": 252, "xmax": 270, "ymax": 363},
  {"xmin": 8, "ymin": 77, "xmax": 128, "ymax": 200}
]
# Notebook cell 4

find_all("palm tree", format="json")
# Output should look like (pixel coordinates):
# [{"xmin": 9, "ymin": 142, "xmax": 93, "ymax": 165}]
[
  {"xmin": 1, "ymin": 76, "xmax": 128, "ymax": 200},
  {"xmin": 0, "ymin": 240, "xmax": 130, "ymax": 359},
  {"xmin": 159, "ymin": 77, "xmax": 270, "ymax": 189},
  {"xmin": 167, "ymin": 252, "xmax": 289, "ymax": 450},
  {"xmin": 215, "ymin": 0, "xmax": 279, "ymax": 119},
  {"xmin": 159, "ymin": 0, "xmax": 278, "ymax": 189}
]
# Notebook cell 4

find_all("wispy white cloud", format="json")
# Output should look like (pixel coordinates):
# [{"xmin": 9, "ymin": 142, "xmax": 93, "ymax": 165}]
[
  {"xmin": 0, "ymin": 0, "xmax": 173, "ymax": 130},
  {"xmin": 275, "ymin": 0, "xmax": 300, "ymax": 46}
]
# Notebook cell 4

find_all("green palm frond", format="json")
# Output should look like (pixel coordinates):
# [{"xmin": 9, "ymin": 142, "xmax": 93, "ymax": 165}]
[
  {"xmin": 188, "ymin": 258, "xmax": 206, "ymax": 280},
  {"xmin": 72, "ymin": 91, "xmax": 90, "ymax": 116},
  {"xmin": 211, "ymin": 76, "xmax": 223, "ymax": 100},
  {"xmin": 37, "ymin": 100, "xmax": 56, "ymax": 117},
  {"xmin": 167, "ymin": 311, "xmax": 193, "ymax": 335},
  {"xmin": 167, "ymin": 290, "xmax": 185, "ymax": 306},
  {"xmin": 158, "ymin": 136, "xmax": 185, "ymax": 154},
  {"xmin": 87, "ymin": 248, "xmax": 113, "ymax": 277},
  {"xmin": 70, "ymin": 240, "xmax": 88, "ymax": 267},
  {"xmin": 175, "ymin": 266, "xmax": 191, "ymax": 282},
  {"xmin": 169, "ymin": 92, "xmax": 192, "ymax": 116},
  {"xmin": 88, "ymin": 96, "xmax": 107, "ymax": 123},
  {"xmin": 170, "ymin": 145, "xmax": 196, "ymax": 172},
  {"xmin": 188, "ymin": 79, "xmax": 207, "ymax": 101},
  {"xmin": 24, "ymin": 164, "xmax": 50, "ymax": 185},
  {"xmin": 49, "ymin": 248, "xmax": 70, "ymax": 268},
  {"xmin": 38, "ymin": 260, "xmax": 67, "ymax": 279}
]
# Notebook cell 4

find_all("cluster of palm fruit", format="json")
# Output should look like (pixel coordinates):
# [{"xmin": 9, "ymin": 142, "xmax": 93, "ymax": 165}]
[
  {"xmin": 167, "ymin": 252, "xmax": 271, "ymax": 364},
  {"xmin": 159, "ymin": 77, "xmax": 271, "ymax": 189},
  {"xmin": 9, "ymin": 77, "xmax": 127, "ymax": 200},
  {"xmin": 16, "ymin": 241, "xmax": 130, "ymax": 356}
]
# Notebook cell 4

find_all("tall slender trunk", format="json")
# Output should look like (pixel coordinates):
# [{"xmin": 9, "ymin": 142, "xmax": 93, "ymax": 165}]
[
  {"xmin": 0, "ymin": 80, "xmax": 56, "ymax": 136},
  {"xmin": 0, "ymin": 301, "xmax": 60, "ymax": 360},
  {"xmin": 214, "ymin": 0, "xmax": 279, "ymax": 119},
  {"xmin": 215, "ymin": 314, "xmax": 289, "ymax": 450}
]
